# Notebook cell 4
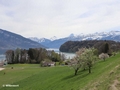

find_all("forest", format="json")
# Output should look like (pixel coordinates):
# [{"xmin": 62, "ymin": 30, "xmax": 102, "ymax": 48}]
[
  {"xmin": 59, "ymin": 40, "xmax": 120, "ymax": 55},
  {"xmin": 5, "ymin": 48, "xmax": 65, "ymax": 64}
]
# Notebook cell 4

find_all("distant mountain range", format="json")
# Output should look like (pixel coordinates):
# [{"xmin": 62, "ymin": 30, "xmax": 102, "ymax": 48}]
[
  {"xmin": 1, "ymin": 28, "xmax": 119, "ymax": 55},
  {"xmin": 29, "ymin": 31, "xmax": 120, "ymax": 48},
  {"xmin": 0, "ymin": 29, "xmax": 45, "ymax": 54}
]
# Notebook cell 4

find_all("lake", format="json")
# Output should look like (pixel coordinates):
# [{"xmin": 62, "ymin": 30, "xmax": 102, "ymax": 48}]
[
  {"xmin": 0, "ymin": 55, "xmax": 5, "ymax": 62},
  {"xmin": 47, "ymin": 48, "xmax": 76, "ymax": 59}
]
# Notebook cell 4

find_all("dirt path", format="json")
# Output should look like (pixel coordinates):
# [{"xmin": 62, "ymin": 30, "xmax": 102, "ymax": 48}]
[{"xmin": 0, "ymin": 68, "xmax": 5, "ymax": 71}]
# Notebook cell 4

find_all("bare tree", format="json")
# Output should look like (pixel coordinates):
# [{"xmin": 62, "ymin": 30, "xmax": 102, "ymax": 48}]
[{"xmin": 5, "ymin": 50, "xmax": 14, "ymax": 63}]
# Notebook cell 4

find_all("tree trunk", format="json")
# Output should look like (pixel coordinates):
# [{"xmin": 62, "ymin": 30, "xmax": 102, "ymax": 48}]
[
  {"xmin": 83, "ymin": 68, "xmax": 86, "ymax": 71},
  {"xmin": 74, "ymin": 68, "xmax": 79, "ymax": 75},
  {"xmin": 89, "ymin": 66, "xmax": 91, "ymax": 73},
  {"xmin": 103, "ymin": 57, "xmax": 105, "ymax": 61}
]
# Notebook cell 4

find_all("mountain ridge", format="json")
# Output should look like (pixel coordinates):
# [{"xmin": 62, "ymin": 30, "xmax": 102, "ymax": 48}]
[
  {"xmin": 0, "ymin": 29, "xmax": 45, "ymax": 54},
  {"xmin": 29, "ymin": 31, "xmax": 120, "ymax": 48}
]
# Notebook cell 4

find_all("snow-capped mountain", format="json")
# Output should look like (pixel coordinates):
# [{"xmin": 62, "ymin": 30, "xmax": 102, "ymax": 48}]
[
  {"xmin": 29, "ymin": 31, "xmax": 120, "ymax": 48},
  {"xmin": 50, "ymin": 36, "xmax": 57, "ymax": 41},
  {"xmin": 29, "ymin": 36, "xmax": 57, "ymax": 43},
  {"xmin": 68, "ymin": 31, "xmax": 120, "ymax": 41},
  {"xmin": 29, "ymin": 37, "xmax": 51, "ymax": 43}
]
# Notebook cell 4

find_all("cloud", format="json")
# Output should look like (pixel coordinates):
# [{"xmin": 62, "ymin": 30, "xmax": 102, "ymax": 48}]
[{"xmin": 0, "ymin": 0, "xmax": 120, "ymax": 38}]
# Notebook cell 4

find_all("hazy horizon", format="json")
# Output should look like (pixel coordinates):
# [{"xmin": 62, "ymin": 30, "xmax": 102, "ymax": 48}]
[{"xmin": 0, "ymin": 0, "xmax": 120, "ymax": 38}]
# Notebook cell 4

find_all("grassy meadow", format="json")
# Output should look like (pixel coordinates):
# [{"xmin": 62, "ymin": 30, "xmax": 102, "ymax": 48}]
[{"xmin": 0, "ymin": 53, "xmax": 120, "ymax": 90}]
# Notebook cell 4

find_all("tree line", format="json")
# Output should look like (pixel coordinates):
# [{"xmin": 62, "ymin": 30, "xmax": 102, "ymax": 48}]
[
  {"xmin": 59, "ymin": 40, "xmax": 120, "ymax": 55},
  {"xmin": 5, "ymin": 48, "xmax": 65, "ymax": 64}
]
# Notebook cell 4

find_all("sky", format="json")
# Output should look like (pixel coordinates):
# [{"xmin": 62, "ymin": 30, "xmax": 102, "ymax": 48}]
[{"xmin": 0, "ymin": 0, "xmax": 120, "ymax": 39}]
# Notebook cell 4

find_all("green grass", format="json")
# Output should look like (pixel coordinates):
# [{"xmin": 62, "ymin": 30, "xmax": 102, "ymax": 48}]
[{"xmin": 0, "ymin": 53, "xmax": 120, "ymax": 90}]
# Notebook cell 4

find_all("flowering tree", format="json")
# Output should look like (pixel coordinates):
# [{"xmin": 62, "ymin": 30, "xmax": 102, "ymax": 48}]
[
  {"xmin": 70, "ymin": 48, "xmax": 85, "ymax": 75},
  {"xmin": 70, "ymin": 48, "xmax": 98, "ymax": 75},
  {"xmin": 99, "ymin": 53, "xmax": 109, "ymax": 61},
  {"xmin": 81, "ymin": 48, "xmax": 97, "ymax": 73}
]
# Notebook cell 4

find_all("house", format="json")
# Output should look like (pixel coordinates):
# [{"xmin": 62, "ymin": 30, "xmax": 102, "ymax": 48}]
[
  {"xmin": 41, "ymin": 61, "xmax": 55, "ymax": 67},
  {"xmin": 48, "ymin": 62, "xmax": 55, "ymax": 66}
]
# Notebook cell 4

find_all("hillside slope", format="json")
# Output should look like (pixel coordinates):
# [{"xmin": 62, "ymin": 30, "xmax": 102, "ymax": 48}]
[
  {"xmin": 0, "ymin": 29, "xmax": 45, "ymax": 54},
  {"xmin": 0, "ymin": 53, "xmax": 120, "ymax": 90}
]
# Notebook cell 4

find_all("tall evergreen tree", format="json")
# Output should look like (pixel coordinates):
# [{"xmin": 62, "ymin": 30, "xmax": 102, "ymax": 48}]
[{"xmin": 104, "ymin": 42, "xmax": 109, "ymax": 53}]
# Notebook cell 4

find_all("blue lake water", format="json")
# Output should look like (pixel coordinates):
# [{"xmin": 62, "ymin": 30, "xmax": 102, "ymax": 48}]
[
  {"xmin": 47, "ymin": 48, "xmax": 76, "ymax": 59},
  {"xmin": 0, "ymin": 55, "xmax": 5, "ymax": 62}
]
